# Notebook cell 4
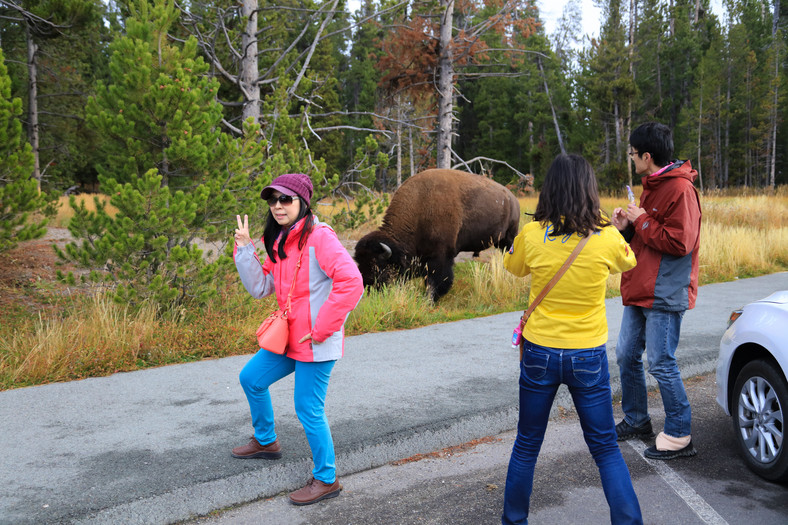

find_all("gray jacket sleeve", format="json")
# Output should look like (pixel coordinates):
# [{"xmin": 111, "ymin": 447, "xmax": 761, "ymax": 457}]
[{"xmin": 234, "ymin": 243, "xmax": 275, "ymax": 299}]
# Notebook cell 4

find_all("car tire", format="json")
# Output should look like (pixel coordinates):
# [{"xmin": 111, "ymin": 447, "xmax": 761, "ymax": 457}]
[{"xmin": 732, "ymin": 359, "xmax": 788, "ymax": 483}]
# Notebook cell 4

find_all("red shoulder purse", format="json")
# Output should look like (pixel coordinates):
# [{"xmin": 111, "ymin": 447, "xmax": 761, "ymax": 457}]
[{"xmin": 256, "ymin": 249, "xmax": 303, "ymax": 355}]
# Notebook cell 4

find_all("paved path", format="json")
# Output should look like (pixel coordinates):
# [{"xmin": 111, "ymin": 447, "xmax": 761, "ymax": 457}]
[
  {"xmin": 186, "ymin": 372, "xmax": 788, "ymax": 525},
  {"xmin": 1, "ymin": 273, "xmax": 786, "ymax": 524}
]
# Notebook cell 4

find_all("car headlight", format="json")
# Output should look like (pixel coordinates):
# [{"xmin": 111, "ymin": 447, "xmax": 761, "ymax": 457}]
[{"xmin": 727, "ymin": 309, "xmax": 743, "ymax": 328}]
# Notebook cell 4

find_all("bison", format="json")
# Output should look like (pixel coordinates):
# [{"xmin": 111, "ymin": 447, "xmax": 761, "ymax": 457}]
[{"xmin": 353, "ymin": 169, "xmax": 520, "ymax": 301}]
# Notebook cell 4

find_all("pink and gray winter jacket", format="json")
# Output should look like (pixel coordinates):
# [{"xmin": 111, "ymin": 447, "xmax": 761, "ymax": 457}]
[{"xmin": 234, "ymin": 216, "xmax": 363, "ymax": 362}]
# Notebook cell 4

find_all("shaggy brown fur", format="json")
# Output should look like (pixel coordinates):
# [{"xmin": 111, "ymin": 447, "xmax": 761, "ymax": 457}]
[{"xmin": 354, "ymin": 169, "xmax": 520, "ymax": 301}]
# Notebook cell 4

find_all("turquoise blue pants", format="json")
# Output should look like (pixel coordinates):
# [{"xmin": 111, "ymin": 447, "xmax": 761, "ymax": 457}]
[{"xmin": 239, "ymin": 350, "xmax": 337, "ymax": 483}]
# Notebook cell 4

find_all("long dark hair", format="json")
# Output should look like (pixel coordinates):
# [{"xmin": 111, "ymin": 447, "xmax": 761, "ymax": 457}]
[
  {"xmin": 533, "ymin": 154, "xmax": 609, "ymax": 237},
  {"xmin": 263, "ymin": 201, "xmax": 314, "ymax": 263}
]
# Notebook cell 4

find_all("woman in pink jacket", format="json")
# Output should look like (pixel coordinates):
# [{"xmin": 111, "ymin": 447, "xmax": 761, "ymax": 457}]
[{"xmin": 232, "ymin": 173, "xmax": 363, "ymax": 506}]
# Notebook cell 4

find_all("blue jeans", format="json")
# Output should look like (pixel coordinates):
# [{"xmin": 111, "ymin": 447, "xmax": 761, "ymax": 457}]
[
  {"xmin": 239, "ymin": 350, "xmax": 337, "ymax": 483},
  {"xmin": 502, "ymin": 342, "xmax": 643, "ymax": 525},
  {"xmin": 615, "ymin": 306, "xmax": 691, "ymax": 438}
]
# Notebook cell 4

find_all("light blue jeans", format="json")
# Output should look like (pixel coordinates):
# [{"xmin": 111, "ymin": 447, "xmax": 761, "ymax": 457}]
[
  {"xmin": 615, "ymin": 306, "xmax": 692, "ymax": 438},
  {"xmin": 239, "ymin": 350, "xmax": 337, "ymax": 483},
  {"xmin": 502, "ymin": 341, "xmax": 643, "ymax": 525}
]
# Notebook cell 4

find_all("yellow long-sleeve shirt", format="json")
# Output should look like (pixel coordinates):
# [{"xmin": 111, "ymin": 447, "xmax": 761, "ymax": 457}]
[{"xmin": 504, "ymin": 221, "xmax": 637, "ymax": 349}]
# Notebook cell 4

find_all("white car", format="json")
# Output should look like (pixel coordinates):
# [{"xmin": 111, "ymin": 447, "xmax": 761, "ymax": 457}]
[{"xmin": 716, "ymin": 290, "xmax": 788, "ymax": 483}]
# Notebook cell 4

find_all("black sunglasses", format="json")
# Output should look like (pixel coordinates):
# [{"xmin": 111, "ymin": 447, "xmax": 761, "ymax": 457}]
[{"xmin": 266, "ymin": 195, "xmax": 299, "ymax": 206}]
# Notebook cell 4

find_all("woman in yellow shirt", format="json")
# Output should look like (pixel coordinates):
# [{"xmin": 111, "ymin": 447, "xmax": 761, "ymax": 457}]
[{"xmin": 501, "ymin": 154, "xmax": 642, "ymax": 525}]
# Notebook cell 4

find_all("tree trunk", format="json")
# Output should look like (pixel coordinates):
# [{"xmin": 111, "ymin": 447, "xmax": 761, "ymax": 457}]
[
  {"xmin": 697, "ymin": 72, "xmax": 703, "ymax": 191},
  {"xmin": 528, "ymin": 120, "xmax": 534, "ymax": 176},
  {"xmin": 25, "ymin": 24, "xmax": 41, "ymax": 187},
  {"xmin": 396, "ymin": 94, "xmax": 402, "ymax": 187},
  {"xmin": 408, "ymin": 124, "xmax": 415, "ymax": 182},
  {"xmin": 745, "ymin": 60, "xmax": 752, "ymax": 187},
  {"xmin": 614, "ymin": 100, "xmax": 621, "ymax": 160},
  {"xmin": 657, "ymin": 31, "xmax": 663, "ymax": 111},
  {"xmin": 537, "ymin": 57, "xmax": 565, "ymax": 154},
  {"xmin": 715, "ymin": 84, "xmax": 722, "ymax": 188},
  {"xmin": 769, "ymin": 0, "xmax": 780, "ymax": 188},
  {"xmin": 436, "ymin": 0, "xmax": 455, "ymax": 169},
  {"xmin": 627, "ymin": 0, "xmax": 636, "ymax": 187},
  {"xmin": 240, "ymin": 0, "xmax": 260, "ymax": 124},
  {"xmin": 724, "ymin": 28, "xmax": 731, "ymax": 187},
  {"xmin": 669, "ymin": 0, "xmax": 675, "ymax": 37}
]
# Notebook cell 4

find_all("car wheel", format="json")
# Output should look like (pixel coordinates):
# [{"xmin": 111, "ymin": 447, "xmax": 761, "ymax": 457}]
[{"xmin": 732, "ymin": 359, "xmax": 788, "ymax": 483}]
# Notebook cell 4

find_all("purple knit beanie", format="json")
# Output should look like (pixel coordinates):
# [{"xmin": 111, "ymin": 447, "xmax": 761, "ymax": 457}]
[{"xmin": 260, "ymin": 173, "xmax": 313, "ymax": 205}]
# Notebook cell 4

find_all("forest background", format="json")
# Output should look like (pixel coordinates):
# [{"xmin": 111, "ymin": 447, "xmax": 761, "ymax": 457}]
[
  {"xmin": 1, "ymin": 0, "xmax": 787, "ymax": 388},
  {"xmin": 3, "ymin": 0, "xmax": 787, "ymax": 201}
]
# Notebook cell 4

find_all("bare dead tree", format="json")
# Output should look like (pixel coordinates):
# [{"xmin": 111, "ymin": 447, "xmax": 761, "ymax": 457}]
[
  {"xmin": 176, "ymin": 0, "xmax": 408, "ymax": 137},
  {"xmin": 177, "ymin": 0, "xmax": 537, "ymax": 186},
  {"xmin": 376, "ymin": 0, "xmax": 539, "ymax": 178},
  {"xmin": 436, "ymin": 0, "xmax": 454, "ymax": 169},
  {"xmin": 0, "ymin": 0, "xmax": 69, "ymax": 187},
  {"xmin": 537, "ymin": 56, "xmax": 565, "ymax": 154}
]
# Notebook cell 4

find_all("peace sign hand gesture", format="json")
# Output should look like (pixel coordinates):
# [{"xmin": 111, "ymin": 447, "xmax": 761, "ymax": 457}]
[{"xmin": 234, "ymin": 214, "xmax": 252, "ymax": 247}]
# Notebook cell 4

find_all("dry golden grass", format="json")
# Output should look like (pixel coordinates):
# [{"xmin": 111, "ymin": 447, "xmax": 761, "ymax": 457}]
[
  {"xmin": 3, "ymin": 187, "xmax": 786, "ymax": 390},
  {"xmin": 52, "ymin": 194, "xmax": 119, "ymax": 228},
  {"xmin": 0, "ymin": 293, "xmax": 159, "ymax": 386},
  {"xmin": 468, "ymin": 249, "xmax": 531, "ymax": 305},
  {"xmin": 519, "ymin": 189, "xmax": 788, "ymax": 284}
]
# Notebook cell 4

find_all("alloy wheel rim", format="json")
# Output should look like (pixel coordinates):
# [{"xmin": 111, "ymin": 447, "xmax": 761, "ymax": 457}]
[{"xmin": 738, "ymin": 376, "xmax": 784, "ymax": 464}]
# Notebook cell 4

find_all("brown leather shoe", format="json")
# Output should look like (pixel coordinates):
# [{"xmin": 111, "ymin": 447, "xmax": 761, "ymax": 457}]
[
  {"xmin": 288, "ymin": 477, "xmax": 342, "ymax": 505},
  {"xmin": 231, "ymin": 437, "xmax": 282, "ymax": 459}
]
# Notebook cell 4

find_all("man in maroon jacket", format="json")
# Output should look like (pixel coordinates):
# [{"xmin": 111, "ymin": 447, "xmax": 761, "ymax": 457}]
[{"xmin": 611, "ymin": 122, "xmax": 702, "ymax": 460}]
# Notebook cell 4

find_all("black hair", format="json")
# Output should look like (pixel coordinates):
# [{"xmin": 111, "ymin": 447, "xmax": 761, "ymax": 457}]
[
  {"xmin": 263, "ymin": 200, "xmax": 314, "ymax": 262},
  {"xmin": 533, "ymin": 153, "xmax": 609, "ymax": 237},
  {"xmin": 629, "ymin": 122, "xmax": 674, "ymax": 167}
]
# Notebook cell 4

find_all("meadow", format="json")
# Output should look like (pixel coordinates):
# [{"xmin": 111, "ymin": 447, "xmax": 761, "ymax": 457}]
[{"xmin": 1, "ymin": 188, "xmax": 787, "ymax": 390}]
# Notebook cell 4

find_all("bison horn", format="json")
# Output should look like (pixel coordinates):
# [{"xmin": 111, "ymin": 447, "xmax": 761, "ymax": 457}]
[{"xmin": 379, "ymin": 242, "xmax": 392, "ymax": 260}]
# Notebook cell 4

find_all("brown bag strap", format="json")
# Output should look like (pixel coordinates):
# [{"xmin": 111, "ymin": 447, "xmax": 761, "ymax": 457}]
[
  {"xmin": 282, "ymin": 249, "xmax": 304, "ymax": 315},
  {"xmin": 519, "ymin": 231, "xmax": 592, "ymax": 329}
]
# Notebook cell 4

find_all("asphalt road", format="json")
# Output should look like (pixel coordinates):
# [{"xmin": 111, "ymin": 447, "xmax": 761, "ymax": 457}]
[
  {"xmin": 185, "ymin": 372, "xmax": 788, "ymax": 525},
  {"xmin": 1, "ymin": 272, "xmax": 787, "ymax": 524}
]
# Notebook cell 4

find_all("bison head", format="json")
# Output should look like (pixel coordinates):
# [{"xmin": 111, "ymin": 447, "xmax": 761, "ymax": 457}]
[{"xmin": 353, "ymin": 231, "xmax": 407, "ymax": 288}]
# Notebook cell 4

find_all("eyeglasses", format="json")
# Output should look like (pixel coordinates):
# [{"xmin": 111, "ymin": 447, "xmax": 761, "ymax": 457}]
[
  {"xmin": 267, "ymin": 195, "xmax": 299, "ymax": 206},
  {"xmin": 628, "ymin": 150, "xmax": 638, "ymax": 158}
]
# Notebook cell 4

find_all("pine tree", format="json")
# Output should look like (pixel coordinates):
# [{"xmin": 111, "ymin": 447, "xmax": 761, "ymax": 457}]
[
  {"xmin": 56, "ymin": 0, "xmax": 265, "ymax": 310},
  {"xmin": 678, "ymin": 21, "xmax": 725, "ymax": 189},
  {"xmin": 0, "ymin": 48, "xmax": 53, "ymax": 253},
  {"xmin": 720, "ymin": 0, "xmax": 774, "ymax": 187},
  {"xmin": 579, "ymin": 0, "xmax": 636, "ymax": 188},
  {"xmin": 456, "ymin": 14, "xmax": 569, "ymax": 187},
  {"xmin": 339, "ymin": 0, "xmax": 383, "ymax": 174},
  {"xmin": 85, "ymin": 0, "xmax": 224, "ymax": 189}
]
